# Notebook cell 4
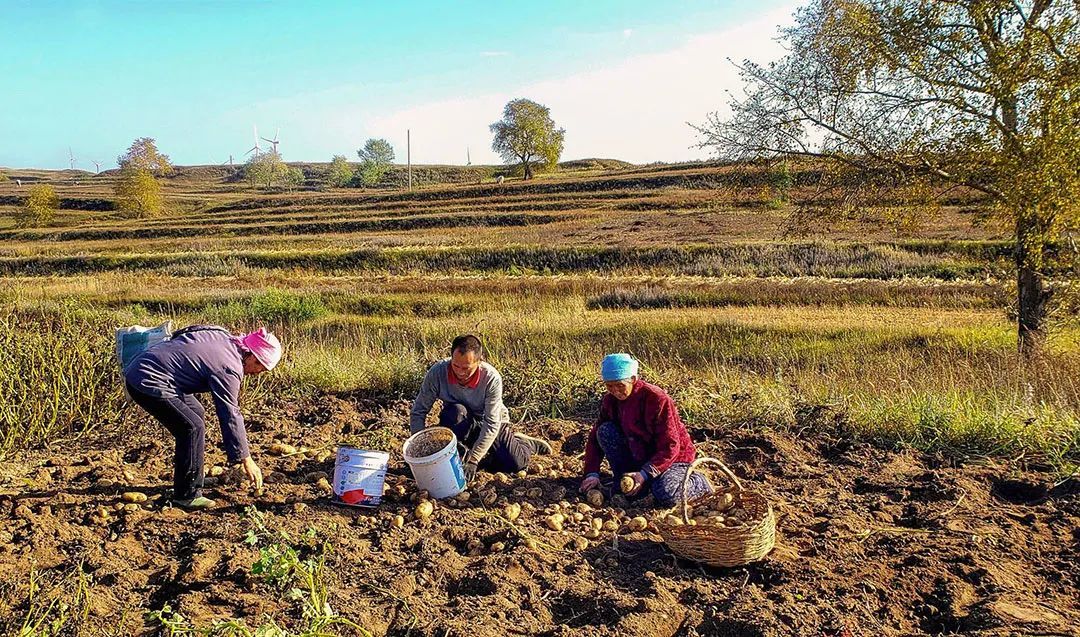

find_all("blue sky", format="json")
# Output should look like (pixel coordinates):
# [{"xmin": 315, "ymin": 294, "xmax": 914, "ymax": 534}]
[{"xmin": 1, "ymin": 0, "xmax": 797, "ymax": 169}]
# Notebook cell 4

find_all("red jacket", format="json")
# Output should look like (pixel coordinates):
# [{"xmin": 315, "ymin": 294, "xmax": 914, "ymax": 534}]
[{"xmin": 583, "ymin": 380, "xmax": 696, "ymax": 477}]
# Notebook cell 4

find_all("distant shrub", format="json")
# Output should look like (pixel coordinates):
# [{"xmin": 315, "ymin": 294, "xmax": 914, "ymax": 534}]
[
  {"xmin": 247, "ymin": 288, "xmax": 328, "ymax": 325},
  {"xmin": 283, "ymin": 166, "xmax": 305, "ymax": 191},
  {"xmin": 357, "ymin": 138, "xmax": 394, "ymax": 187},
  {"xmin": 325, "ymin": 155, "xmax": 354, "ymax": 188},
  {"xmin": 115, "ymin": 168, "xmax": 165, "ymax": 217},
  {"xmin": 17, "ymin": 184, "xmax": 60, "ymax": 227}
]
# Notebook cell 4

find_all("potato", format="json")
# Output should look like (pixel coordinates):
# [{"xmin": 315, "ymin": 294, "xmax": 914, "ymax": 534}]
[
  {"xmin": 582, "ymin": 528, "xmax": 601, "ymax": 539},
  {"xmin": 545, "ymin": 513, "xmax": 565, "ymax": 531},
  {"xmin": 121, "ymin": 492, "xmax": 147, "ymax": 504},
  {"xmin": 526, "ymin": 487, "xmax": 543, "ymax": 500},
  {"xmin": 480, "ymin": 490, "xmax": 498, "ymax": 507},
  {"xmin": 627, "ymin": 517, "xmax": 648, "ymax": 532},
  {"xmin": 570, "ymin": 537, "xmax": 589, "ymax": 551},
  {"xmin": 269, "ymin": 443, "xmax": 297, "ymax": 456},
  {"xmin": 123, "ymin": 503, "xmax": 140, "ymax": 513},
  {"xmin": 502, "ymin": 503, "xmax": 521, "ymax": 522},
  {"xmin": 415, "ymin": 501, "xmax": 434, "ymax": 519},
  {"xmin": 392, "ymin": 515, "xmax": 405, "ymax": 528},
  {"xmin": 620, "ymin": 474, "xmax": 636, "ymax": 494},
  {"xmin": 113, "ymin": 502, "xmax": 126, "ymax": 511},
  {"xmin": 208, "ymin": 466, "xmax": 224, "ymax": 477},
  {"xmin": 571, "ymin": 512, "xmax": 584, "ymax": 522},
  {"xmin": 489, "ymin": 542, "xmax": 506, "ymax": 553},
  {"xmin": 716, "ymin": 492, "xmax": 735, "ymax": 510},
  {"xmin": 664, "ymin": 514, "xmax": 685, "ymax": 526},
  {"xmin": 305, "ymin": 471, "xmax": 329, "ymax": 483},
  {"xmin": 494, "ymin": 473, "xmax": 512, "ymax": 485},
  {"xmin": 550, "ymin": 486, "xmax": 567, "ymax": 501},
  {"xmin": 413, "ymin": 490, "xmax": 430, "ymax": 502},
  {"xmin": 524, "ymin": 538, "xmax": 538, "ymax": 551},
  {"xmin": 316, "ymin": 477, "xmax": 332, "ymax": 493},
  {"xmin": 601, "ymin": 519, "xmax": 619, "ymax": 532},
  {"xmin": 586, "ymin": 489, "xmax": 604, "ymax": 508},
  {"xmin": 455, "ymin": 490, "xmax": 472, "ymax": 503},
  {"xmin": 591, "ymin": 518, "xmax": 604, "ymax": 532},
  {"xmin": 466, "ymin": 539, "xmax": 484, "ymax": 553},
  {"xmin": 512, "ymin": 487, "xmax": 527, "ymax": 498}
]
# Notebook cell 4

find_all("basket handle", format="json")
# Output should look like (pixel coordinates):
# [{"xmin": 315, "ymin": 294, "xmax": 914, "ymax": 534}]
[{"xmin": 680, "ymin": 456, "xmax": 743, "ymax": 524}]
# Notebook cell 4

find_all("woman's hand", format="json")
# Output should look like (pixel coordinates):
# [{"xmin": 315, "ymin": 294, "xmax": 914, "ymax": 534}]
[
  {"xmin": 242, "ymin": 457, "xmax": 263, "ymax": 489},
  {"xmin": 624, "ymin": 471, "xmax": 646, "ymax": 496},
  {"xmin": 579, "ymin": 475, "xmax": 601, "ymax": 493}
]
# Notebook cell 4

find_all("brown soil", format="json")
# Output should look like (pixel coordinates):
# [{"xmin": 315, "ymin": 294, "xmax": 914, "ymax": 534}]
[
  {"xmin": 0, "ymin": 395, "xmax": 1076, "ymax": 636},
  {"xmin": 407, "ymin": 428, "xmax": 455, "ymax": 459}
]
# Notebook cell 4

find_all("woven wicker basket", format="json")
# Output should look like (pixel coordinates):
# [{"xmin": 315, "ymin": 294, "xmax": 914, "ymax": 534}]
[{"xmin": 657, "ymin": 457, "xmax": 776, "ymax": 567}]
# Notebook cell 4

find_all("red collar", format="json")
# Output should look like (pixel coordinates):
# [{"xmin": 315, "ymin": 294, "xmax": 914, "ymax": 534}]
[{"xmin": 448, "ymin": 364, "xmax": 482, "ymax": 389}]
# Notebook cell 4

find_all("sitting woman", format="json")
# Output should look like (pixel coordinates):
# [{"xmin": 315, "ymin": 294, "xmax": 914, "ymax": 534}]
[{"xmin": 579, "ymin": 353, "xmax": 711, "ymax": 507}]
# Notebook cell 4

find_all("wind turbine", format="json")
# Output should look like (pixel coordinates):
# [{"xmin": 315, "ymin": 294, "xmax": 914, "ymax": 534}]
[
  {"xmin": 92, "ymin": 160, "xmax": 102, "ymax": 174},
  {"xmin": 222, "ymin": 155, "xmax": 234, "ymax": 166},
  {"xmin": 246, "ymin": 125, "xmax": 261, "ymax": 157},
  {"xmin": 467, "ymin": 147, "xmax": 472, "ymax": 166},
  {"xmin": 261, "ymin": 128, "xmax": 280, "ymax": 154},
  {"xmin": 68, "ymin": 147, "xmax": 77, "ymax": 170}
]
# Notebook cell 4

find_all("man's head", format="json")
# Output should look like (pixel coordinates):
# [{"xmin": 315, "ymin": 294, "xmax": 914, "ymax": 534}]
[
  {"xmin": 600, "ymin": 353, "xmax": 638, "ymax": 401},
  {"xmin": 449, "ymin": 334, "xmax": 483, "ymax": 384}
]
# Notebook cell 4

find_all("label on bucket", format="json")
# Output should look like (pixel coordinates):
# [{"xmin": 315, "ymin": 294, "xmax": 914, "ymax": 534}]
[
  {"xmin": 333, "ymin": 448, "xmax": 389, "ymax": 507},
  {"xmin": 449, "ymin": 454, "xmax": 466, "ymax": 490}
]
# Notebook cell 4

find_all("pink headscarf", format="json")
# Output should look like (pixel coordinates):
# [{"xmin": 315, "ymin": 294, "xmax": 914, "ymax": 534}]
[{"xmin": 238, "ymin": 327, "xmax": 282, "ymax": 370}]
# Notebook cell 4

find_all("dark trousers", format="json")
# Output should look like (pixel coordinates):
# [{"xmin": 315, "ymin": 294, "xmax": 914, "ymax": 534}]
[
  {"xmin": 126, "ymin": 383, "xmax": 205, "ymax": 500},
  {"xmin": 439, "ymin": 403, "xmax": 532, "ymax": 473},
  {"xmin": 596, "ymin": 421, "xmax": 711, "ymax": 508}
]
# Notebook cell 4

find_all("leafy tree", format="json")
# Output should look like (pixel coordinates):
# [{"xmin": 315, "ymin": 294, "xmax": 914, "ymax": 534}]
[
  {"xmin": 326, "ymin": 155, "xmax": 354, "ymax": 188},
  {"xmin": 114, "ymin": 137, "xmax": 171, "ymax": 217},
  {"xmin": 115, "ymin": 169, "xmax": 164, "ymax": 217},
  {"xmin": 696, "ymin": 0, "xmax": 1080, "ymax": 353},
  {"xmin": 0, "ymin": 170, "xmax": 9, "ymax": 183},
  {"xmin": 356, "ymin": 139, "xmax": 394, "ymax": 187},
  {"xmin": 490, "ymin": 98, "xmax": 565, "ymax": 180},
  {"xmin": 17, "ymin": 184, "xmax": 59, "ymax": 226},
  {"xmin": 283, "ymin": 166, "xmax": 305, "ymax": 191},
  {"xmin": 117, "ymin": 137, "xmax": 173, "ymax": 175},
  {"xmin": 244, "ymin": 151, "xmax": 288, "ymax": 189}
]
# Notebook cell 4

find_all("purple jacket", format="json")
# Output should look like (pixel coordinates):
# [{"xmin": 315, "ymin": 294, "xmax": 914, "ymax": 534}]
[{"xmin": 124, "ymin": 326, "xmax": 250, "ymax": 462}]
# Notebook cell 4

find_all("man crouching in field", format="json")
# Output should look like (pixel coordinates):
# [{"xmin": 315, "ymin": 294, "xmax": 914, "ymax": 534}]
[
  {"xmin": 124, "ymin": 325, "xmax": 281, "ymax": 509},
  {"xmin": 410, "ymin": 335, "xmax": 550, "ymax": 482}
]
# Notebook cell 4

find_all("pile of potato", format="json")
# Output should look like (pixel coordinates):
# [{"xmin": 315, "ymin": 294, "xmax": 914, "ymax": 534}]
[{"xmin": 662, "ymin": 491, "xmax": 747, "ymax": 528}]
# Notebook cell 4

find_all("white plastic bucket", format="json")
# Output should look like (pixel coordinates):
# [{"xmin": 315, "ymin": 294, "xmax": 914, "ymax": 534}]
[
  {"xmin": 402, "ymin": 427, "xmax": 466, "ymax": 499},
  {"xmin": 332, "ymin": 447, "xmax": 390, "ymax": 507}
]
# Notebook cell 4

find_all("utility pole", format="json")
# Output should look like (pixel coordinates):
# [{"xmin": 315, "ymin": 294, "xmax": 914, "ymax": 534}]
[{"xmin": 407, "ymin": 129, "xmax": 412, "ymax": 191}]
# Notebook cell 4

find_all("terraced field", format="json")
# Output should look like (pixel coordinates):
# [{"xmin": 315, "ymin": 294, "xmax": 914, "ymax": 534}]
[{"xmin": 1, "ymin": 160, "xmax": 1077, "ymax": 636}]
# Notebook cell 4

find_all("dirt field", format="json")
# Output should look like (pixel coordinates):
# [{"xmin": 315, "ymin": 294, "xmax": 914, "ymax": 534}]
[{"xmin": 2, "ymin": 395, "xmax": 1076, "ymax": 636}]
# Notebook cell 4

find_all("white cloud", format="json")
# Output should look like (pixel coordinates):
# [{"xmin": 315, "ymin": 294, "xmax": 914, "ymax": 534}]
[{"xmin": 366, "ymin": 5, "xmax": 797, "ymax": 165}]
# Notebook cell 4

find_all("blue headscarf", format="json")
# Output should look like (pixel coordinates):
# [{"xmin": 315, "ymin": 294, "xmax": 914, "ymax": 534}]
[{"xmin": 601, "ymin": 353, "xmax": 639, "ymax": 382}]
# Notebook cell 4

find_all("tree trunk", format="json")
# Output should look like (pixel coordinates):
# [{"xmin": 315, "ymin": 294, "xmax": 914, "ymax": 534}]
[
  {"xmin": 1016, "ymin": 213, "xmax": 1050, "ymax": 355},
  {"xmin": 522, "ymin": 157, "xmax": 533, "ymax": 180}
]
